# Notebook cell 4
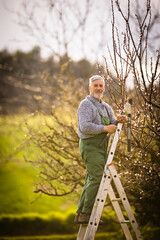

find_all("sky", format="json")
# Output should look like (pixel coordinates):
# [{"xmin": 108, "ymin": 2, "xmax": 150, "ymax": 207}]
[
  {"xmin": 0, "ymin": 0, "xmax": 112, "ymax": 61},
  {"xmin": 0, "ymin": 0, "xmax": 37, "ymax": 54},
  {"xmin": 0, "ymin": 0, "xmax": 159, "ymax": 63}
]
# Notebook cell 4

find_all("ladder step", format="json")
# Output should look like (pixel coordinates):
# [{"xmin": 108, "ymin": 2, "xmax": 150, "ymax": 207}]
[
  {"xmin": 111, "ymin": 198, "xmax": 121, "ymax": 202},
  {"xmin": 121, "ymin": 220, "xmax": 130, "ymax": 223}
]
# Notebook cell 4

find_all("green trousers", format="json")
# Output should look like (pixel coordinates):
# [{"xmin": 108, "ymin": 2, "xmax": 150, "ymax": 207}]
[{"xmin": 76, "ymin": 133, "xmax": 108, "ymax": 214}]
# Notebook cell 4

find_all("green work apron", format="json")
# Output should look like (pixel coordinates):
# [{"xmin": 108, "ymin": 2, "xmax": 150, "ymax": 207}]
[{"xmin": 76, "ymin": 100, "xmax": 110, "ymax": 214}]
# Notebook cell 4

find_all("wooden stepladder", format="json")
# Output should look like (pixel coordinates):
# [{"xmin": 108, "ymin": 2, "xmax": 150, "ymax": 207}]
[{"xmin": 76, "ymin": 121, "xmax": 143, "ymax": 240}]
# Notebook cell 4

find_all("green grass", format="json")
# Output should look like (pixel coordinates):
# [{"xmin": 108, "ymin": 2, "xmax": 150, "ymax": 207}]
[
  {"xmin": 0, "ymin": 161, "xmax": 77, "ymax": 215},
  {"xmin": 0, "ymin": 114, "xmax": 77, "ymax": 215},
  {"xmin": 0, "ymin": 235, "xmax": 77, "ymax": 240},
  {"xmin": 0, "ymin": 232, "xmax": 123, "ymax": 240},
  {"xmin": 0, "ymin": 231, "xmax": 125, "ymax": 240}
]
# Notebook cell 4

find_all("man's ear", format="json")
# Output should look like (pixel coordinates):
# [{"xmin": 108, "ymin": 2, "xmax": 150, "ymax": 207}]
[{"xmin": 89, "ymin": 85, "xmax": 91, "ymax": 92}]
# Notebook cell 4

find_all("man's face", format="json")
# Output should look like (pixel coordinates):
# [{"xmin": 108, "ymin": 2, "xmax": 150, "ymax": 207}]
[{"xmin": 89, "ymin": 79, "xmax": 105, "ymax": 100}]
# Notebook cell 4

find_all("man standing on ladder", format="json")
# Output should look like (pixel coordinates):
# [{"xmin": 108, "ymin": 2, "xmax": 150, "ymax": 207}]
[{"xmin": 74, "ymin": 75, "xmax": 127, "ymax": 224}]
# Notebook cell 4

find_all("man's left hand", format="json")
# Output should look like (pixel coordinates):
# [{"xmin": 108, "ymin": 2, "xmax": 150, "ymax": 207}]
[{"xmin": 117, "ymin": 114, "xmax": 127, "ymax": 124}]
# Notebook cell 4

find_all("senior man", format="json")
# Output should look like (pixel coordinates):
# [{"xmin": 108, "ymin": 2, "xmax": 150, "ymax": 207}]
[{"xmin": 75, "ymin": 75, "xmax": 126, "ymax": 224}]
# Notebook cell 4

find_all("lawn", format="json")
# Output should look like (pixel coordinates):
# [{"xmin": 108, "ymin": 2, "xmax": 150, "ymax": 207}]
[{"xmin": 0, "ymin": 114, "xmax": 78, "ymax": 216}]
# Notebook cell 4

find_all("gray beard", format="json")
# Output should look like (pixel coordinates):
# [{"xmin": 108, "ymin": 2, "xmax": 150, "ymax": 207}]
[{"xmin": 94, "ymin": 93, "xmax": 103, "ymax": 99}]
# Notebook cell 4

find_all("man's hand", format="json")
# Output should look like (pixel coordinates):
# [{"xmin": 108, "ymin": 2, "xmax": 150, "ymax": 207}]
[
  {"xmin": 117, "ymin": 114, "xmax": 127, "ymax": 124},
  {"xmin": 103, "ymin": 124, "xmax": 117, "ymax": 134}
]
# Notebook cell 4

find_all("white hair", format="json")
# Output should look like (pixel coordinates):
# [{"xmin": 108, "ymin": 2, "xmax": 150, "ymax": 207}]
[{"xmin": 89, "ymin": 75, "xmax": 105, "ymax": 86}]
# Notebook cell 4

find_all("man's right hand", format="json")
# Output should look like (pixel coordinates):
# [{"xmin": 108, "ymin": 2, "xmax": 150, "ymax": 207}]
[{"xmin": 103, "ymin": 125, "xmax": 117, "ymax": 134}]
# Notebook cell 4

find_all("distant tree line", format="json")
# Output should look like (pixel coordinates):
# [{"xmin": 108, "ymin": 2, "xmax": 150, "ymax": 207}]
[{"xmin": 0, "ymin": 47, "xmax": 97, "ymax": 114}]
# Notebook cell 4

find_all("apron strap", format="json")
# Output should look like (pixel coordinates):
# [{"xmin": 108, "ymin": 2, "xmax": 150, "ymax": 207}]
[{"xmin": 88, "ymin": 98, "xmax": 110, "ymax": 119}]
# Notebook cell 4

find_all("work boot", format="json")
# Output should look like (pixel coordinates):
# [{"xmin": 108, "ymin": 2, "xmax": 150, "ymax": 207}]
[
  {"xmin": 77, "ymin": 213, "xmax": 104, "ymax": 225},
  {"xmin": 77, "ymin": 213, "xmax": 90, "ymax": 224},
  {"xmin": 76, "ymin": 213, "xmax": 104, "ymax": 225}
]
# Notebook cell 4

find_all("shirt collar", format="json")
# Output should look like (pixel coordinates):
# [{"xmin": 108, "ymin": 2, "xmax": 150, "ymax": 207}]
[{"xmin": 87, "ymin": 94, "xmax": 103, "ymax": 104}]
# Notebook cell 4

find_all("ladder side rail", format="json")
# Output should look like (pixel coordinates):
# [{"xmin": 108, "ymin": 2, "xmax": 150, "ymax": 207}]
[
  {"xmin": 77, "ymin": 225, "xmax": 87, "ymax": 240},
  {"xmin": 106, "ymin": 123, "xmax": 123, "ymax": 166},
  {"xmin": 109, "ymin": 165, "xmax": 143, "ymax": 240},
  {"xmin": 83, "ymin": 176, "xmax": 112, "ymax": 240},
  {"xmin": 76, "ymin": 165, "xmax": 112, "ymax": 240},
  {"xmin": 91, "ymin": 170, "xmax": 111, "ymax": 206},
  {"xmin": 108, "ymin": 185, "xmax": 133, "ymax": 240},
  {"xmin": 83, "ymin": 124, "xmax": 123, "ymax": 240},
  {"xmin": 94, "ymin": 122, "xmax": 123, "ymax": 203}
]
